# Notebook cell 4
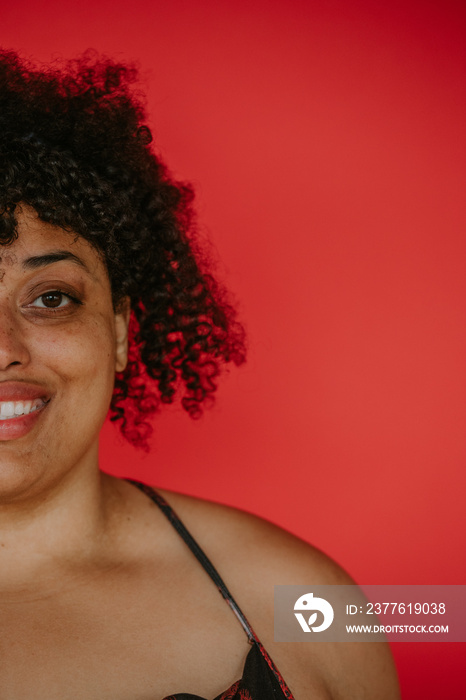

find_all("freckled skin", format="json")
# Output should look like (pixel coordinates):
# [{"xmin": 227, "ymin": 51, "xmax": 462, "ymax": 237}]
[{"xmin": 0, "ymin": 205, "xmax": 130, "ymax": 503}]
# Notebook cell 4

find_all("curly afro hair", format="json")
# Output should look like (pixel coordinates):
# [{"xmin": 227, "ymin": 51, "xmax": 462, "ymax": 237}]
[{"xmin": 0, "ymin": 49, "xmax": 246, "ymax": 446}]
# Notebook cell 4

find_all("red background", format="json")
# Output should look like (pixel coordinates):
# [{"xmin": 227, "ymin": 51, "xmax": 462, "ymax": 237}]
[{"xmin": 2, "ymin": 1, "xmax": 465, "ymax": 697}]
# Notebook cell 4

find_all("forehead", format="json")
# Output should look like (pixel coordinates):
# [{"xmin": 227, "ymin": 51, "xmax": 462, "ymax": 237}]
[{"xmin": 1, "ymin": 205, "xmax": 105, "ymax": 278}]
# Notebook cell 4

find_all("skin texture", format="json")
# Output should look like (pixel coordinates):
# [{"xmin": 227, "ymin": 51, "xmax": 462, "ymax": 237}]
[{"xmin": 0, "ymin": 208, "xmax": 400, "ymax": 699}]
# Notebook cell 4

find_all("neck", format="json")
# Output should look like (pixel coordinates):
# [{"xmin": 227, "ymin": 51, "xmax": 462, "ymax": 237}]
[{"xmin": 0, "ymin": 450, "xmax": 118, "ymax": 589}]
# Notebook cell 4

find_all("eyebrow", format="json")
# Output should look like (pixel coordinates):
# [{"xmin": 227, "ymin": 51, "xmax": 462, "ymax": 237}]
[{"xmin": 22, "ymin": 251, "xmax": 89, "ymax": 271}]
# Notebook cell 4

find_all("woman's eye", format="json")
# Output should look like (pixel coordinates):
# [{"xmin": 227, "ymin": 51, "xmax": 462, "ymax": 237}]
[{"xmin": 31, "ymin": 292, "xmax": 74, "ymax": 309}]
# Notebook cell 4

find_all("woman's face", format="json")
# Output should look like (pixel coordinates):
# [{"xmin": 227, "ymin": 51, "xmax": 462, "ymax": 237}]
[{"xmin": 0, "ymin": 206, "xmax": 129, "ymax": 501}]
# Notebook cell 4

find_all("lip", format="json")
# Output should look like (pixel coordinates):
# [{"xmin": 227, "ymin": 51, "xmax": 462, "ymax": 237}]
[
  {"xmin": 0, "ymin": 383, "xmax": 51, "ymax": 441},
  {"xmin": 0, "ymin": 381, "xmax": 50, "ymax": 401},
  {"xmin": 0, "ymin": 401, "xmax": 49, "ymax": 441}
]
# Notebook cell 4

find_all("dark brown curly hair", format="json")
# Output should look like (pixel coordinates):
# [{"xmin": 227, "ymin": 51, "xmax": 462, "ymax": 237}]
[{"xmin": 0, "ymin": 49, "xmax": 246, "ymax": 446}]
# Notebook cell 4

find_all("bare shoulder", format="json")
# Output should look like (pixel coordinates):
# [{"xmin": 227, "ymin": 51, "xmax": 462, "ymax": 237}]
[
  {"xmin": 157, "ymin": 487, "xmax": 343, "ymax": 583},
  {"xmin": 158, "ymin": 488, "xmax": 401, "ymax": 700}
]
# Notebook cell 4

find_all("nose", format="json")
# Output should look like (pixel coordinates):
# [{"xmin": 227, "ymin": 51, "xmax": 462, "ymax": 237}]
[{"xmin": 0, "ymin": 306, "xmax": 31, "ymax": 371}]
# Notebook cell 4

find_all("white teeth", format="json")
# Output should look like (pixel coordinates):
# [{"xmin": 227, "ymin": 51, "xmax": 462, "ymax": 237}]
[
  {"xmin": 0, "ymin": 399, "xmax": 45, "ymax": 420},
  {"xmin": 1, "ymin": 402, "xmax": 14, "ymax": 418}
]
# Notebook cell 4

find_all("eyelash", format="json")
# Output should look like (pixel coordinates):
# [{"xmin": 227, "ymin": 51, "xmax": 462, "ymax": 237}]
[{"xmin": 28, "ymin": 290, "xmax": 83, "ymax": 311}]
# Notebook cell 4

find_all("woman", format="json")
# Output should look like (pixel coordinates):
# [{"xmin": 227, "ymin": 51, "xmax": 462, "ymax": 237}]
[{"xmin": 0, "ymin": 50, "xmax": 399, "ymax": 699}]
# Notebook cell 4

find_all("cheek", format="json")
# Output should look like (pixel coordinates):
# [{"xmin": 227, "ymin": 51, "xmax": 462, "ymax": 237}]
[{"xmin": 32, "ymin": 315, "xmax": 117, "ymax": 398}]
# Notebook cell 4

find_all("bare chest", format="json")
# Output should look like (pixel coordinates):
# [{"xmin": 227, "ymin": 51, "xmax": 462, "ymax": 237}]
[{"xmin": 0, "ymin": 572, "xmax": 248, "ymax": 700}]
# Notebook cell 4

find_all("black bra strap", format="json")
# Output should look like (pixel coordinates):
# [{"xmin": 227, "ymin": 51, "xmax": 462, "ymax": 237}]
[{"xmin": 127, "ymin": 480, "xmax": 258, "ymax": 644}]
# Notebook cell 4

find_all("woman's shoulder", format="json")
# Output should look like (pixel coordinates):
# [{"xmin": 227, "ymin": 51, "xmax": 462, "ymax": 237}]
[
  {"xmin": 155, "ymin": 486, "xmax": 345, "ymax": 586},
  {"xmin": 151, "ymin": 486, "xmax": 401, "ymax": 700},
  {"xmin": 118, "ymin": 480, "xmax": 400, "ymax": 699}
]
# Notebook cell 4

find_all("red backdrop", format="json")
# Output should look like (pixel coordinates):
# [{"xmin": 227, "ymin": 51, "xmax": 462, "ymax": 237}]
[{"xmin": 2, "ymin": 1, "xmax": 465, "ymax": 697}]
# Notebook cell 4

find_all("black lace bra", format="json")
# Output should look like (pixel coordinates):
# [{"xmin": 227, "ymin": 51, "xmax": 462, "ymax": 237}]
[{"xmin": 129, "ymin": 481, "xmax": 295, "ymax": 700}]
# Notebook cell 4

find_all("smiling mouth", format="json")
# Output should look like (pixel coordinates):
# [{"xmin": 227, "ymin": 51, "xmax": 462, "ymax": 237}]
[{"xmin": 0, "ymin": 398, "xmax": 48, "ymax": 420}]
